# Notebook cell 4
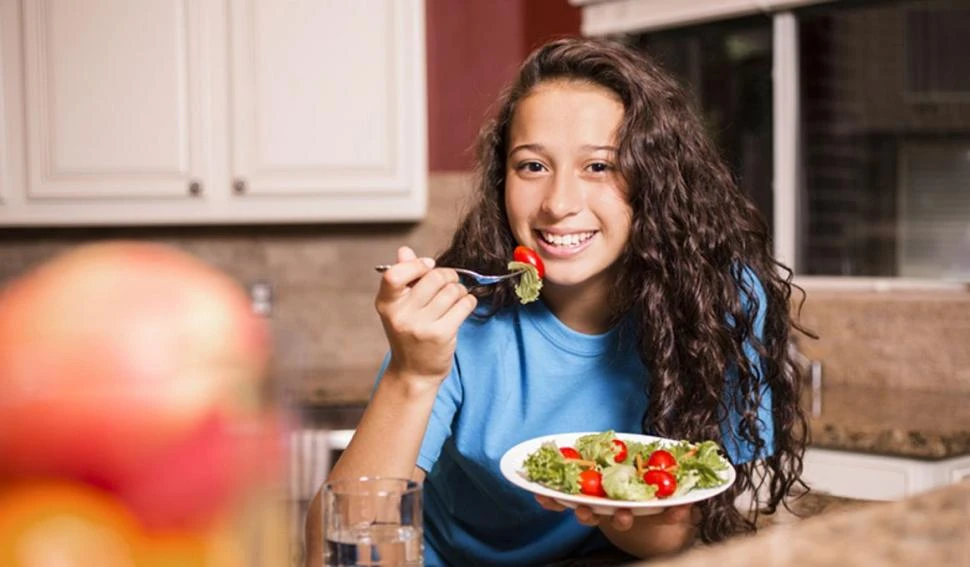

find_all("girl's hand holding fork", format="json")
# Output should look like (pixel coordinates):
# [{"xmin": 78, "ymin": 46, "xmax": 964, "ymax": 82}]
[{"xmin": 375, "ymin": 246, "xmax": 478, "ymax": 387}]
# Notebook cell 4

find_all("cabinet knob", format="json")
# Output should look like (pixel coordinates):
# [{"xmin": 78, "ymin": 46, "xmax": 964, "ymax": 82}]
[
  {"xmin": 188, "ymin": 180, "xmax": 202, "ymax": 196},
  {"xmin": 233, "ymin": 179, "xmax": 247, "ymax": 194}
]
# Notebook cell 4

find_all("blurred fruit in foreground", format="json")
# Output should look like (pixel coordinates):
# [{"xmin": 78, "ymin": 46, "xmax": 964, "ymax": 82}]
[
  {"xmin": 0, "ymin": 481, "xmax": 140, "ymax": 566},
  {"xmin": 0, "ymin": 481, "xmax": 246, "ymax": 566},
  {"xmin": 0, "ymin": 241, "xmax": 282, "ymax": 530}
]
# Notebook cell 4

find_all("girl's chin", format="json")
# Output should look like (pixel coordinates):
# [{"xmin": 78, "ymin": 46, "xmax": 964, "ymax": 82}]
[{"xmin": 542, "ymin": 265, "xmax": 618, "ymax": 290}]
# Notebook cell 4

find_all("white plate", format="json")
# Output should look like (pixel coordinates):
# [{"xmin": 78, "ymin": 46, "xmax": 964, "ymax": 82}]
[{"xmin": 499, "ymin": 431, "xmax": 736, "ymax": 516}]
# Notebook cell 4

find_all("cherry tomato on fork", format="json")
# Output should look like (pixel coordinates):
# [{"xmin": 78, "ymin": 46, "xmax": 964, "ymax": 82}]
[
  {"xmin": 579, "ymin": 470, "xmax": 607, "ymax": 497},
  {"xmin": 643, "ymin": 469, "xmax": 677, "ymax": 498},
  {"xmin": 646, "ymin": 449, "xmax": 677, "ymax": 471},
  {"xmin": 560, "ymin": 447, "xmax": 582, "ymax": 460},
  {"xmin": 612, "ymin": 439, "xmax": 628, "ymax": 463},
  {"xmin": 512, "ymin": 246, "xmax": 545, "ymax": 279}
]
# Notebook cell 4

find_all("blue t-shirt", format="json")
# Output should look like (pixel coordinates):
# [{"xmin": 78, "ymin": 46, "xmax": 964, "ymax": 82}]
[{"xmin": 375, "ymin": 276, "xmax": 772, "ymax": 566}]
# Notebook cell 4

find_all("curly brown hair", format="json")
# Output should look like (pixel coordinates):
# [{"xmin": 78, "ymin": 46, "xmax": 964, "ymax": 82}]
[{"xmin": 437, "ymin": 37, "xmax": 812, "ymax": 543}]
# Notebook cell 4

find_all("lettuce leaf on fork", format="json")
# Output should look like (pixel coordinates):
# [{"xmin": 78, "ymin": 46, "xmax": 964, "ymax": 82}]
[{"xmin": 507, "ymin": 260, "xmax": 542, "ymax": 304}]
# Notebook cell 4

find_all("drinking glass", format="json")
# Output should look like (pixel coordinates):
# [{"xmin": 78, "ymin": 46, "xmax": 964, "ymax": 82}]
[{"xmin": 322, "ymin": 477, "xmax": 423, "ymax": 566}]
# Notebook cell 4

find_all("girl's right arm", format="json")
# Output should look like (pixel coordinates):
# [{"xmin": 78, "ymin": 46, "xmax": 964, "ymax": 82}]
[
  {"xmin": 327, "ymin": 246, "xmax": 476, "ymax": 482},
  {"xmin": 304, "ymin": 246, "xmax": 476, "ymax": 566}
]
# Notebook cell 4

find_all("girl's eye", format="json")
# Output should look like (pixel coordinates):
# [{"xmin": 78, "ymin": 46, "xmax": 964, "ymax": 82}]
[
  {"xmin": 518, "ymin": 161, "xmax": 546, "ymax": 173},
  {"xmin": 588, "ymin": 162, "xmax": 612, "ymax": 173}
]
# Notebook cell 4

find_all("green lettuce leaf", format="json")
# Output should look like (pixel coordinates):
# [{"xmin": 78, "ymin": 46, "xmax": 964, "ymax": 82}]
[
  {"xmin": 575, "ymin": 431, "xmax": 620, "ymax": 467},
  {"xmin": 508, "ymin": 261, "xmax": 542, "ymax": 304},
  {"xmin": 626, "ymin": 440, "xmax": 663, "ymax": 464},
  {"xmin": 671, "ymin": 440, "xmax": 731, "ymax": 489},
  {"xmin": 523, "ymin": 441, "xmax": 582, "ymax": 494},
  {"xmin": 602, "ymin": 464, "xmax": 657, "ymax": 501}
]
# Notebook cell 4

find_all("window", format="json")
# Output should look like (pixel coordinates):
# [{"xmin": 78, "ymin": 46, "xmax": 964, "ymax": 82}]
[
  {"xmin": 633, "ymin": 17, "xmax": 775, "ymax": 232},
  {"xmin": 627, "ymin": 0, "xmax": 970, "ymax": 280}
]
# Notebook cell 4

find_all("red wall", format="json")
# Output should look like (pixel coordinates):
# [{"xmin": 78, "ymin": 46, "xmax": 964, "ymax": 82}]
[{"xmin": 426, "ymin": 0, "xmax": 581, "ymax": 172}]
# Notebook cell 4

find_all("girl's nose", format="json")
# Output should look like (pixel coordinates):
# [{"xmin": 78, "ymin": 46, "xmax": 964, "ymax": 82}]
[{"xmin": 540, "ymin": 173, "xmax": 584, "ymax": 218}]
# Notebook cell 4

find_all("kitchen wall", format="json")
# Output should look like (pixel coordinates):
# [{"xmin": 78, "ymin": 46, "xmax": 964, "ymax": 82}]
[
  {"xmin": 0, "ymin": 0, "xmax": 581, "ymax": 406},
  {"xmin": 2, "ymin": 0, "xmax": 969, "ymax": 404},
  {"xmin": 794, "ymin": 288, "xmax": 970, "ymax": 394},
  {"xmin": 0, "ymin": 172, "xmax": 477, "ymax": 406}
]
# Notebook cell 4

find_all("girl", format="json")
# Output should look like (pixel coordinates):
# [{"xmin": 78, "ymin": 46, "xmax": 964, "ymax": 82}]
[{"xmin": 308, "ymin": 37, "xmax": 809, "ymax": 566}]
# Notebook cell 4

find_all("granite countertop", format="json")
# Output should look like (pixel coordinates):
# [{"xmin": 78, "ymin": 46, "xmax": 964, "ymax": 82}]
[
  {"xmin": 547, "ymin": 491, "xmax": 871, "ymax": 567},
  {"xmin": 290, "ymin": 373, "xmax": 970, "ymax": 460},
  {"xmin": 283, "ymin": 368, "xmax": 375, "ymax": 409},
  {"xmin": 638, "ymin": 480, "xmax": 970, "ymax": 567}
]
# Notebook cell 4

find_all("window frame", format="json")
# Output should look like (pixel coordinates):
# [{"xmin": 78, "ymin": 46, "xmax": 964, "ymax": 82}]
[{"xmin": 772, "ymin": 10, "xmax": 965, "ymax": 290}]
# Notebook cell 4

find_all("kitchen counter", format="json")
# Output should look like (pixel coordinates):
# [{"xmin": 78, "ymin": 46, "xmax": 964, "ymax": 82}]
[
  {"xmin": 546, "ymin": 490, "xmax": 871, "ymax": 566},
  {"xmin": 284, "ymin": 368, "xmax": 375, "ymax": 409},
  {"xmin": 639, "ymin": 480, "xmax": 970, "ymax": 567}
]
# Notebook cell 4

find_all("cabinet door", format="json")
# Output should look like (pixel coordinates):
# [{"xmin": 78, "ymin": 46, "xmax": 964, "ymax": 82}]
[
  {"xmin": 1, "ymin": 0, "xmax": 212, "ymax": 225},
  {"xmin": 0, "ymin": 0, "xmax": 17, "ymax": 209},
  {"xmin": 226, "ymin": 0, "xmax": 426, "ymax": 222}
]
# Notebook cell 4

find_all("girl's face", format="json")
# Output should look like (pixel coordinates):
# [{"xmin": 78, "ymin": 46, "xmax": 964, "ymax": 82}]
[{"xmin": 504, "ymin": 80, "xmax": 632, "ymax": 292}]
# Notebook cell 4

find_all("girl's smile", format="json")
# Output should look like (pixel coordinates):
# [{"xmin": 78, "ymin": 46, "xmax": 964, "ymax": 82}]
[{"xmin": 534, "ymin": 229, "xmax": 598, "ymax": 259}]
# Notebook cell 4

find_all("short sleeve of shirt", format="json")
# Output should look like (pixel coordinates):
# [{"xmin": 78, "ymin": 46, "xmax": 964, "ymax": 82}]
[
  {"xmin": 416, "ymin": 361, "xmax": 462, "ymax": 472},
  {"xmin": 371, "ymin": 353, "xmax": 463, "ymax": 474},
  {"xmin": 720, "ymin": 268, "xmax": 775, "ymax": 464}
]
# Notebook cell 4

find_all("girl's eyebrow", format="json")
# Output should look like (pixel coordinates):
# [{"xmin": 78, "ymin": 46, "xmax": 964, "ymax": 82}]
[
  {"xmin": 580, "ymin": 144, "xmax": 618, "ymax": 153},
  {"xmin": 508, "ymin": 143, "xmax": 618, "ymax": 156},
  {"xmin": 508, "ymin": 143, "xmax": 545, "ymax": 156}
]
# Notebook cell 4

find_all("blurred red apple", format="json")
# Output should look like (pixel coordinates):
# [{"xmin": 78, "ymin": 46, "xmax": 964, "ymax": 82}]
[{"xmin": 0, "ymin": 241, "xmax": 280, "ymax": 528}]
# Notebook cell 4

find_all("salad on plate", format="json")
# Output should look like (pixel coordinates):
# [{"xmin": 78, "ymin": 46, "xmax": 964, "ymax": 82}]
[{"xmin": 499, "ymin": 431, "xmax": 736, "ymax": 515}]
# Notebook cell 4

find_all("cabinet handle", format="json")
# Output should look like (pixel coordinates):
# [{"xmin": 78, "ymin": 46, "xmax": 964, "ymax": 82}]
[
  {"xmin": 233, "ymin": 179, "xmax": 247, "ymax": 194},
  {"xmin": 188, "ymin": 180, "xmax": 202, "ymax": 196}
]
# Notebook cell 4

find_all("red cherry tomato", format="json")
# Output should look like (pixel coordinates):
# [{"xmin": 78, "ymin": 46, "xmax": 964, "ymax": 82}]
[
  {"xmin": 559, "ymin": 447, "xmax": 581, "ymax": 460},
  {"xmin": 643, "ymin": 469, "xmax": 677, "ymax": 498},
  {"xmin": 513, "ymin": 246, "xmax": 545, "ymax": 279},
  {"xmin": 646, "ymin": 449, "xmax": 677, "ymax": 470},
  {"xmin": 578, "ymin": 470, "xmax": 607, "ymax": 497},
  {"xmin": 612, "ymin": 439, "xmax": 628, "ymax": 463}
]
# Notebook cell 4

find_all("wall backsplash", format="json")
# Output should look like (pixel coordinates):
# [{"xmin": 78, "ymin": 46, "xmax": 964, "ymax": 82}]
[
  {"xmin": 794, "ymin": 289, "xmax": 970, "ymax": 394},
  {"xmin": 2, "ymin": 173, "xmax": 968, "ymax": 404},
  {"xmin": 0, "ymin": 172, "xmax": 477, "ymax": 406}
]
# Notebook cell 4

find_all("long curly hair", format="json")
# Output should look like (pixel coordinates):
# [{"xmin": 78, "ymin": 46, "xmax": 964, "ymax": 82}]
[{"xmin": 437, "ymin": 37, "xmax": 812, "ymax": 543}]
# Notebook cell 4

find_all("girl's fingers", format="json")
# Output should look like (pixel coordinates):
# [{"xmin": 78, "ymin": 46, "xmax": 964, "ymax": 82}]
[
  {"xmin": 400, "ymin": 268, "xmax": 459, "ymax": 310},
  {"xmin": 435, "ymin": 292, "xmax": 478, "ymax": 331},
  {"xmin": 396, "ymin": 246, "xmax": 418, "ymax": 263},
  {"xmin": 405, "ymin": 268, "xmax": 462, "ymax": 311},
  {"xmin": 659, "ymin": 504, "xmax": 693, "ymax": 524},
  {"xmin": 573, "ymin": 505, "xmax": 600, "ymax": 527},
  {"xmin": 534, "ymin": 495, "xmax": 566, "ymax": 512},
  {"xmin": 609, "ymin": 508, "xmax": 635, "ymax": 531},
  {"xmin": 377, "ymin": 257, "xmax": 436, "ymax": 301},
  {"xmin": 420, "ymin": 280, "xmax": 477, "ymax": 325}
]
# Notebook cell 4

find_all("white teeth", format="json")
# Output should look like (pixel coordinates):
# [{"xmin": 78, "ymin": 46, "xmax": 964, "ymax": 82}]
[{"xmin": 540, "ymin": 231, "xmax": 594, "ymax": 247}]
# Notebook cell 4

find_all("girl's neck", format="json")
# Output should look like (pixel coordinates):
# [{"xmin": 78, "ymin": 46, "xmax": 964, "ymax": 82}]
[{"xmin": 541, "ymin": 278, "xmax": 615, "ymax": 335}]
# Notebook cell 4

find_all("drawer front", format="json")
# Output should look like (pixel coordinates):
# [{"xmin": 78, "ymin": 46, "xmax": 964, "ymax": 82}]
[{"xmin": 803, "ymin": 449, "xmax": 912, "ymax": 501}]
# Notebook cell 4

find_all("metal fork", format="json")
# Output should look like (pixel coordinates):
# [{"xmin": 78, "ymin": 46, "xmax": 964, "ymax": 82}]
[{"xmin": 374, "ymin": 264, "xmax": 525, "ymax": 286}]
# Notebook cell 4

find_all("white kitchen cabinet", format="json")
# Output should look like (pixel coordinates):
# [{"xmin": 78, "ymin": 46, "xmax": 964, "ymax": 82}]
[
  {"xmin": 802, "ymin": 447, "xmax": 970, "ymax": 501},
  {"xmin": 0, "ymin": 0, "xmax": 426, "ymax": 226}
]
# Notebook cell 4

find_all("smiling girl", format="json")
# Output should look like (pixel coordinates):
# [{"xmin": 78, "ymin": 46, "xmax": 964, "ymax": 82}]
[{"xmin": 308, "ymin": 37, "xmax": 809, "ymax": 566}]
